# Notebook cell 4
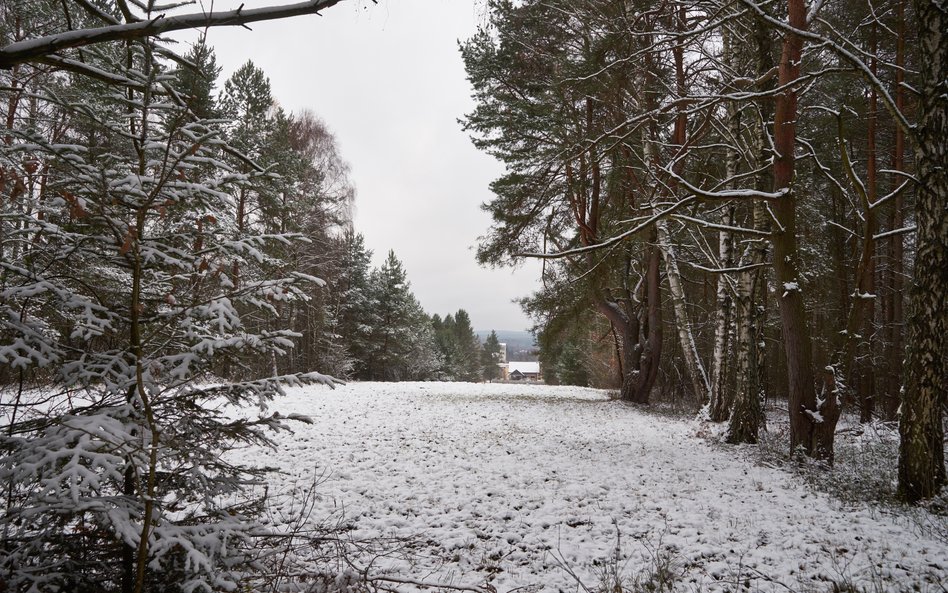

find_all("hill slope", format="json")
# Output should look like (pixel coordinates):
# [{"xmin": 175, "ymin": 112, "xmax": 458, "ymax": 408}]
[{"xmin": 239, "ymin": 382, "xmax": 947, "ymax": 592}]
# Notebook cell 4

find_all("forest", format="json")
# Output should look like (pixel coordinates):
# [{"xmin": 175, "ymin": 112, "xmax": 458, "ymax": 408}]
[
  {"xmin": 460, "ymin": 0, "xmax": 945, "ymax": 499},
  {"xmin": 0, "ymin": 0, "xmax": 945, "ymax": 591}
]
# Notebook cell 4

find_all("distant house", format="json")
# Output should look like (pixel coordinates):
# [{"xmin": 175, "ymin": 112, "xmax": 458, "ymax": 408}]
[{"xmin": 506, "ymin": 361, "xmax": 541, "ymax": 381}]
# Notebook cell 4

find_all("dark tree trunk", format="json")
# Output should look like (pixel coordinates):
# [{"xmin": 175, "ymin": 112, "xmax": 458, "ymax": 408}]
[
  {"xmin": 595, "ymin": 249, "xmax": 662, "ymax": 405},
  {"xmin": 771, "ymin": 0, "xmax": 839, "ymax": 460},
  {"xmin": 859, "ymin": 24, "xmax": 879, "ymax": 423},
  {"xmin": 884, "ymin": 0, "xmax": 907, "ymax": 420},
  {"xmin": 636, "ymin": 238, "xmax": 663, "ymax": 403}
]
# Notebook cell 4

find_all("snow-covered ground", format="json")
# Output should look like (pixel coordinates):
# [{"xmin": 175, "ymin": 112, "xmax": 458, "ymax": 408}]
[{"xmin": 242, "ymin": 382, "xmax": 947, "ymax": 592}]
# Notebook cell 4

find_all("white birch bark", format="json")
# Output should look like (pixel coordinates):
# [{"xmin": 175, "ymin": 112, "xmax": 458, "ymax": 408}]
[
  {"xmin": 726, "ymin": 107, "xmax": 770, "ymax": 442},
  {"xmin": 656, "ymin": 219, "xmax": 711, "ymax": 403},
  {"xmin": 708, "ymin": 19, "xmax": 742, "ymax": 420}
]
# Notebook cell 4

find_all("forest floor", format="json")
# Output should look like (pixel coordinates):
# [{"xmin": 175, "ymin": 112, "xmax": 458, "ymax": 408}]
[{"xmin": 241, "ymin": 382, "xmax": 948, "ymax": 592}]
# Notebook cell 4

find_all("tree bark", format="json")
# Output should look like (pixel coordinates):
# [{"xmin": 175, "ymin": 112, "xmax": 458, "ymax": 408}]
[
  {"xmin": 831, "ymin": 114, "xmax": 877, "ymax": 420},
  {"xmin": 595, "ymin": 265, "xmax": 661, "ymax": 405},
  {"xmin": 771, "ymin": 0, "xmax": 838, "ymax": 460},
  {"xmin": 657, "ymin": 220, "xmax": 711, "ymax": 404},
  {"xmin": 655, "ymin": 3, "xmax": 711, "ymax": 407},
  {"xmin": 727, "ymin": 84, "xmax": 770, "ymax": 442},
  {"xmin": 884, "ymin": 0, "xmax": 907, "ymax": 420},
  {"xmin": 859, "ymin": 24, "xmax": 879, "ymax": 423},
  {"xmin": 639, "ymin": 237, "xmax": 663, "ymax": 403},
  {"xmin": 708, "ymin": 21, "xmax": 740, "ymax": 421},
  {"xmin": 898, "ymin": 0, "xmax": 947, "ymax": 503},
  {"xmin": 726, "ymin": 8, "xmax": 776, "ymax": 440}
]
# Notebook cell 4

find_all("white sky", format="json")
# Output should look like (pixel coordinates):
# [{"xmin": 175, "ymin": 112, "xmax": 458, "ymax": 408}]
[{"xmin": 191, "ymin": 0, "xmax": 542, "ymax": 331}]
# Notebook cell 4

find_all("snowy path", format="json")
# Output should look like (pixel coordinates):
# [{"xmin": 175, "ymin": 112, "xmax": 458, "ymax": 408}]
[{"xmin": 241, "ymin": 382, "xmax": 947, "ymax": 592}]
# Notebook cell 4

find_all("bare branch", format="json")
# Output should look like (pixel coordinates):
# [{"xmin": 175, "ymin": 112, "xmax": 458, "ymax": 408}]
[
  {"xmin": 684, "ymin": 260, "xmax": 770, "ymax": 274},
  {"xmin": 517, "ymin": 196, "xmax": 697, "ymax": 260},
  {"xmin": 671, "ymin": 214, "xmax": 773, "ymax": 237},
  {"xmin": 737, "ymin": 0, "xmax": 914, "ymax": 138}
]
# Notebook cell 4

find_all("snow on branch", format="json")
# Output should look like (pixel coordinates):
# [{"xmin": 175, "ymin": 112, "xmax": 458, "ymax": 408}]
[
  {"xmin": 869, "ymin": 179, "xmax": 912, "ymax": 210},
  {"xmin": 671, "ymin": 214, "xmax": 773, "ymax": 237},
  {"xmin": 663, "ymin": 165, "xmax": 790, "ymax": 201},
  {"xmin": 684, "ymin": 261, "xmax": 771, "ymax": 274},
  {"xmin": 0, "ymin": 0, "xmax": 348, "ymax": 70},
  {"xmin": 873, "ymin": 225, "xmax": 916, "ymax": 241},
  {"xmin": 517, "ymin": 196, "xmax": 696, "ymax": 260},
  {"xmin": 736, "ymin": 0, "xmax": 914, "ymax": 138}
]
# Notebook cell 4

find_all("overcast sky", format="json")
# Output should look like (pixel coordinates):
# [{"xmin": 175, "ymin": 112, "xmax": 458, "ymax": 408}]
[{"xmin": 192, "ymin": 0, "xmax": 542, "ymax": 332}]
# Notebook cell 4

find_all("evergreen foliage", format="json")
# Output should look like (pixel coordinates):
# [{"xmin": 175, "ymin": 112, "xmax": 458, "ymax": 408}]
[
  {"xmin": 0, "ymin": 27, "xmax": 339, "ymax": 592},
  {"xmin": 363, "ymin": 251, "xmax": 439, "ymax": 381},
  {"xmin": 462, "ymin": 0, "xmax": 944, "ymax": 497},
  {"xmin": 481, "ymin": 330, "xmax": 503, "ymax": 381}
]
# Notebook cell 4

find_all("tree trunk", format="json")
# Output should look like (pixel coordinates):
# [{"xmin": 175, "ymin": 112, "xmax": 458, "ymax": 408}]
[
  {"xmin": 727, "ymin": 266, "xmax": 764, "ymax": 443},
  {"xmin": 831, "ymin": 113, "xmax": 878, "ymax": 421},
  {"xmin": 884, "ymin": 0, "xmax": 907, "ymax": 420},
  {"xmin": 727, "ymin": 10, "xmax": 775, "ymax": 438},
  {"xmin": 707, "ymin": 203, "xmax": 734, "ymax": 420},
  {"xmin": 657, "ymin": 220, "xmax": 710, "ymax": 404},
  {"xmin": 727, "ymin": 198, "xmax": 768, "ymax": 443},
  {"xmin": 595, "ymin": 270, "xmax": 659, "ymax": 405},
  {"xmin": 771, "ymin": 0, "xmax": 839, "ymax": 461},
  {"xmin": 708, "ymin": 21, "xmax": 740, "ymax": 420},
  {"xmin": 898, "ymin": 0, "xmax": 947, "ymax": 503},
  {"xmin": 859, "ymin": 24, "xmax": 879, "ymax": 423},
  {"xmin": 647, "ymin": 3, "xmax": 711, "ymax": 408},
  {"xmin": 637, "ymin": 238, "xmax": 663, "ymax": 403}
]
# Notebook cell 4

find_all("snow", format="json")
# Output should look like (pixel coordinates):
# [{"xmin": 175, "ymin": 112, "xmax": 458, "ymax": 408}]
[
  {"xmin": 235, "ymin": 382, "xmax": 947, "ymax": 592},
  {"xmin": 507, "ymin": 361, "xmax": 540, "ymax": 375}
]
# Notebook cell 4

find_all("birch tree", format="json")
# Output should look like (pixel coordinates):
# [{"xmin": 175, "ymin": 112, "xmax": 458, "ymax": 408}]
[{"xmin": 898, "ymin": 0, "xmax": 946, "ymax": 503}]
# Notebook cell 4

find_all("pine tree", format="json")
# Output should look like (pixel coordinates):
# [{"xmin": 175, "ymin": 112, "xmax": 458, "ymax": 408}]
[
  {"xmin": 173, "ymin": 39, "xmax": 221, "ymax": 121},
  {"xmin": 333, "ymin": 232, "xmax": 375, "ymax": 379},
  {"xmin": 0, "ymin": 25, "xmax": 337, "ymax": 593},
  {"xmin": 365, "ymin": 250, "xmax": 432, "ymax": 381},
  {"xmin": 481, "ymin": 330, "xmax": 503, "ymax": 382},
  {"xmin": 433, "ymin": 313, "xmax": 462, "ymax": 380},
  {"xmin": 452, "ymin": 310, "xmax": 482, "ymax": 382}
]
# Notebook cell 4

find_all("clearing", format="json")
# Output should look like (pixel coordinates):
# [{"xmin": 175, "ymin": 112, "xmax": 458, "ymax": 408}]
[{"xmin": 239, "ymin": 381, "xmax": 947, "ymax": 592}]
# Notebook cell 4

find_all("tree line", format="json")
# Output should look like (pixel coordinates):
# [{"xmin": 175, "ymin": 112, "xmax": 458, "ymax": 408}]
[
  {"xmin": 332, "ymin": 233, "xmax": 505, "ymax": 382},
  {"xmin": 461, "ymin": 0, "xmax": 945, "ymax": 502}
]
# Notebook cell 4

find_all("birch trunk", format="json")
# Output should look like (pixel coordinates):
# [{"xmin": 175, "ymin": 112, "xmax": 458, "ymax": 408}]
[
  {"xmin": 727, "ymin": 199, "xmax": 768, "ymax": 443},
  {"xmin": 726, "ymin": 11, "xmax": 774, "ymax": 441},
  {"xmin": 708, "ymin": 21, "xmax": 740, "ymax": 419},
  {"xmin": 707, "ymin": 203, "xmax": 735, "ymax": 421},
  {"xmin": 898, "ymin": 0, "xmax": 947, "ymax": 502},
  {"xmin": 653, "ymin": 11, "xmax": 709, "ymax": 406},
  {"xmin": 656, "ymin": 220, "xmax": 711, "ymax": 404}
]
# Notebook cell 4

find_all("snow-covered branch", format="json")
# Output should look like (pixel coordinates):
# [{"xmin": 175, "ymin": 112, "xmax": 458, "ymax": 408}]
[
  {"xmin": 736, "ymin": 0, "xmax": 914, "ymax": 138},
  {"xmin": 0, "ymin": 0, "xmax": 348, "ymax": 70},
  {"xmin": 672, "ymin": 214, "xmax": 773, "ymax": 237},
  {"xmin": 517, "ymin": 196, "xmax": 696, "ymax": 260},
  {"xmin": 873, "ymin": 225, "xmax": 916, "ymax": 241}
]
